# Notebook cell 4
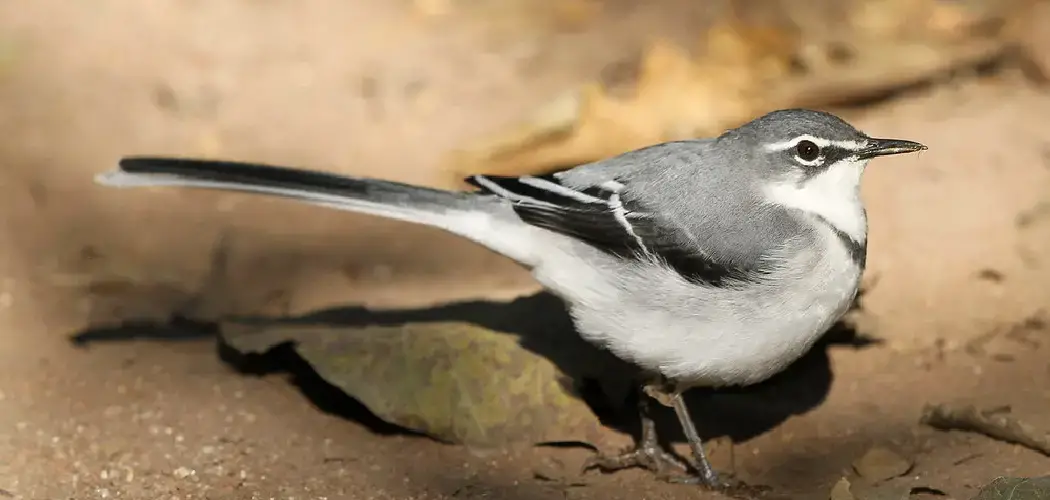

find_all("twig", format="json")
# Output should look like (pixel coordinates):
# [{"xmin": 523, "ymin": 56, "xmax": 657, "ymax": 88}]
[{"xmin": 920, "ymin": 403, "xmax": 1050, "ymax": 456}]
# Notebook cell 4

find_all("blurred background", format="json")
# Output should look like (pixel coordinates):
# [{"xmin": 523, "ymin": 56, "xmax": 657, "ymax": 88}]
[{"xmin": 1, "ymin": 0, "xmax": 1049, "ymax": 498}]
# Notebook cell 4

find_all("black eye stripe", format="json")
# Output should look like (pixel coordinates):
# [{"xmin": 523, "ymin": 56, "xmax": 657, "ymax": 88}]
[
  {"xmin": 792, "ymin": 144, "xmax": 855, "ymax": 165},
  {"xmin": 820, "ymin": 145, "xmax": 855, "ymax": 163}
]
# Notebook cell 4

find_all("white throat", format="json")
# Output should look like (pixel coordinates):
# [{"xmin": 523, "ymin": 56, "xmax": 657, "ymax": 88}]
[{"xmin": 762, "ymin": 159, "xmax": 869, "ymax": 243}]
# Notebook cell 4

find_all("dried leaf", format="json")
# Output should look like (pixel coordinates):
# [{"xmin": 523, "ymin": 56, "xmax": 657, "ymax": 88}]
[
  {"xmin": 441, "ymin": 0, "xmax": 1027, "ymax": 182},
  {"xmin": 921, "ymin": 403, "xmax": 1050, "ymax": 456},
  {"xmin": 220, "ymin": 320, "xmax": 606, "ymax": 448},
  {"xmin": 972, "ymin": 477, "xmax": 1050, "ymax": 500},
  {"xmin": 444, "ymin": 28, "xmax": 788, "ymax": 181},
  {"xmin": 852, "ymin": 446, "xmax": 914, "ymax": 482}
]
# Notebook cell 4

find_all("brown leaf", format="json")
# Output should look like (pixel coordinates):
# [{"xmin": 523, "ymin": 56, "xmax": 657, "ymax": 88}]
[
  {"xmin": 440, "ymin": 0, "xmax": 1023, "ymax": 182},
  {"xmin": 220, "ymin": 320, "xmax": 606, "ymax": 448},
  {"xmin": 443, "ymin": 27, "xmax": 789, "ymax": 182},
  {"xmin": 920, "ymin": 403, "xmax": 1050, "ymax": 456}
]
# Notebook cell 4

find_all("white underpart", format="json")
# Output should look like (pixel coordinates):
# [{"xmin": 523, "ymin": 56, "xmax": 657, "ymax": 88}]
[
  {"xmin": 762, "ymin": 157, "xmax": 870, "ymax": 243},
  {"xmin": 534, "ymin": 223, "xmax": 863, "ymax": 387},
  {"xmin": 764, "ymin": 134, "xmax": 868, "ymax": 153}
]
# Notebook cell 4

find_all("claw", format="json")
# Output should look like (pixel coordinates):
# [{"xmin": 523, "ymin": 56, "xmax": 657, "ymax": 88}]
[
  {"xmin": 581, "ymin": 444, "xmax": 689, "ymax": 478},
  {"xmin": 665, "ymin": 470, "xmax": 730, "ymax": 489},
  {"xmin": 585, "ymin": 381, "xmax": 749, "ymax": 490}
]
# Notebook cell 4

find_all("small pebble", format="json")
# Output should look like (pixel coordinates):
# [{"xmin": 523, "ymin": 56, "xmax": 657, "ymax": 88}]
[{"xmin": 173, "ymin": 467, "xmax": 195, "ymax": 479}]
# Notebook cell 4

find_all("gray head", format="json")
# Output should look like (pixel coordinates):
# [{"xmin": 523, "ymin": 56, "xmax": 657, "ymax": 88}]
[
  {"xmin": 719, "ymin": 108, "xmax": 926, "ymax": 244},
  {"xmin": 722, "ymin": 108, "xmax": 926, "ymax": 176}
]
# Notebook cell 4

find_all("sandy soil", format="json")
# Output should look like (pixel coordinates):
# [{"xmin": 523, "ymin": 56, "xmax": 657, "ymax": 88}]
[{"xmin": 1, "ymin": 1, "xmax": 1049, "ymax": 499}]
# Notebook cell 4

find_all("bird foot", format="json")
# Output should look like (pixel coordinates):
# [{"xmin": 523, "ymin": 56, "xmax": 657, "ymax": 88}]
[
  {"xmin": 669, "ymin": 471, "xmax": 771, "ymax": 498},
  {"xmin": 664, "ymin": 468, "xmax": 733, "ymax": 489},
  {"xmin": 581, "ymin": 443, "xmax": 689, "ymax": 481},
  {"xmin": 582, "ymin": 445, "xmax": 743, "ymax": 490}
]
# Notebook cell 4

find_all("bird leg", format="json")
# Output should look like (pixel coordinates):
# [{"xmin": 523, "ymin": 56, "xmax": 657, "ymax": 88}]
[
  {"xmin": 581, "ymin": 388, "xmax": 689, "ymax": 479},
  {"xmin": 663, "ymin": 388, "xmax": 729, "ymax": 488}
]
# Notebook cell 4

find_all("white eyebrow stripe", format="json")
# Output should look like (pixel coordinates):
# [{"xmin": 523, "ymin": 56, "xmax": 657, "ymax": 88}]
[{"xmin": 764, "ymin": 135, "xmax": 868, "ymax": 152}]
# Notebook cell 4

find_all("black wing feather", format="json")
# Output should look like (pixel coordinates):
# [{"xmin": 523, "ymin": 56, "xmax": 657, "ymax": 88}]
[{"xmin": 465, "ymin": 174, "xmax": 758, "ymax": 286}]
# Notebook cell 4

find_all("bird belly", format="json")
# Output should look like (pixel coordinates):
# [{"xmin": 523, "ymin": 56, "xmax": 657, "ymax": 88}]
[{"xmin": 532, "ymin": 232, "xmax": 863, "ymax": 389}]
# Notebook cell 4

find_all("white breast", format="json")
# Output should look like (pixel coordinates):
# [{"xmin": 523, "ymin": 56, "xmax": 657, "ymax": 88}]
[{"xmin": 763, "ymin": 159, "xmax": 869, "ymax": 244}]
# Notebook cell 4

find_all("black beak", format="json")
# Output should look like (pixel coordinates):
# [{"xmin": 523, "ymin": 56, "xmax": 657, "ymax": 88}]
[{"xmin": 858, "ymin": 138, "xmax": 927, "ymax": 159}]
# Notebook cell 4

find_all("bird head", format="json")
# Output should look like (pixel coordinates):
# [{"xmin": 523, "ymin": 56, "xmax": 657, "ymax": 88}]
[{"xmin": 721, "ymin": 108, "xmax": 927, "ymax": 243}]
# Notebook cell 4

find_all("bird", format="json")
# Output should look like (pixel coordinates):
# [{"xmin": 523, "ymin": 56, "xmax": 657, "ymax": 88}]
[{"xmin": 94, "ymin": 108, "xmax": 926, "ymax": 488}]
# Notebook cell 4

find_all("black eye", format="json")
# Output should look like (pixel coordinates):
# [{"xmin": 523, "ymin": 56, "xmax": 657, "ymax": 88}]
[{"xmin": 795, "ymin": 140, "xmax": 820, "ymax": 162}]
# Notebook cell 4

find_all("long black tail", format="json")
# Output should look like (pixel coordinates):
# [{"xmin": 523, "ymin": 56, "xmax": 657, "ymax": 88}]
[
  {"xmin": 97, "ymin": 156, "xmax": 486, "ymax": 227},
  {"xmin": 96, "ymin": 156, "xmax": 540, "ymax": 264}
]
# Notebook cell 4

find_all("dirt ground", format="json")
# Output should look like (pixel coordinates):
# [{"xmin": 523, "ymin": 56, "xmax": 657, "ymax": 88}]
[{"xmin": 1, "ymin": 1, "xmax": 1049, "ymax": 499}]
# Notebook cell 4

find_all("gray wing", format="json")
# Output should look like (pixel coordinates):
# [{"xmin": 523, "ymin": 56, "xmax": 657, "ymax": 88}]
[{"xmin": 465, "ymin": 170, "xmax": 770, "ymax": 286}]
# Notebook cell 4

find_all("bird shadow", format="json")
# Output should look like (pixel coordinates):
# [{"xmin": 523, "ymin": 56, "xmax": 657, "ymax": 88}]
[{"xmin": 70, "ymin": 289, "xmax": 880, "ymax": 446}]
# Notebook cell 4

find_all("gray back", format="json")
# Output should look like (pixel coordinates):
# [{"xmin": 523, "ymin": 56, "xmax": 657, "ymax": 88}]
[{"xmin": 558, "ymin": 138, "xmax": 808, "ymax": 273}]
